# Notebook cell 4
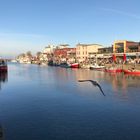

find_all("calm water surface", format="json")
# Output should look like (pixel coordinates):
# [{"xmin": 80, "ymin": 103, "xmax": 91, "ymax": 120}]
[{"xmin": 0, "ymin": 63, "xmax": 140, "ymax": 140}]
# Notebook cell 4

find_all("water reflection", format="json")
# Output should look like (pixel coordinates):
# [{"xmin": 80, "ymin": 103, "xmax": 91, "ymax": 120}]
[
  {"xmin": 9, "ymin": 64, "xmax": 140, "ymax": 93},
  {"xmin": 0, "ymin": 125, "xmax": 4, "ymax": 140},
  {"xmin": 0, "ymin": 72, "xmax": 8, "ymax": 90},
  {"xmin": 104, "ymin": 73, "xmax": 140, "ymax": 91},
  {"xmin": 74, "ymin": 69, "xmax": 140, "ymax": 92},
  {"xmin": 0, "ymin": 64, "xmax": 140, "ymax": 140}
]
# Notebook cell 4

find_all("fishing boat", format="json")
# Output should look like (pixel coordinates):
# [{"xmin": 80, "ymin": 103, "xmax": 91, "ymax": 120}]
[
  {"xmin": 11, "ymin": 59, "xmax": 17, "ymax": 63},
  {"xmin": 123, "ymin": 69, "xmax": 140, "ymax": 75},
  {"xmin": 0, "ymin": 59, "xmax": 8, "ymax": 72},
  {"xmin": 90, "ymin": 54, "xmax": 105, "ymax": 71},
  {"xmin": 80, "ymin": 64, "xmax": 90, "ymax": 69},
  {"xmin": 60, "ymin": 62, "xmax": 71, "ymax": 68},
  {"xmin": 70, "ymin": 63, "xmax": 79, "ymax": 68},
  {"xmin": 90, "ymin": 63, "xmax": 105, "ymax": 71}
]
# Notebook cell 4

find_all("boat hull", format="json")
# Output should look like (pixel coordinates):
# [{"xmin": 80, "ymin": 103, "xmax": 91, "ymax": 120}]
[
  {"xmin": 70, "ymin": 63, "xmax": 79, "ymax": 68},
  {"xmin": 0, "ymin": 65, "xmax": 8, "ymax": 72},
  {"xmin": 60, "ymin": 63, "xmax": 71, "ymax": 68},
  {"xmin": 90, "ymin": 63, "xmax": 105, "ymax": 71},
  {"xmin": 123, "ymin": 69, "xmax": 140, "ymax": 75},
  {"xmin": 90, "ymin": 66, "xmax": 105, "ymax": 71}
]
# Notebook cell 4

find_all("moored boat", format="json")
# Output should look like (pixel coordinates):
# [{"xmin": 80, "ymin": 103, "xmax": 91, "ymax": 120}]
[
  {"xmin": 11, "ymin": 59, "xmax": 17, "ymax": 63},
  {"xmin": 70, "ymin": 63, "xmax": 79, "ymax": 68},
  {"xmin": 60, "ymin": 63, "xmax": 71, "ymax": 68},
  {"xmin": 90, "ymin": 63, "xmax": 105, "ymax": 71},
  {"xmin": 123, "ymin": 69, "xmax": 140, "ymax": 75},
  {"xmin": 0, "ymin": 59, "xmax": 8, "ymax": 72},
  {"xmin": 80, "ymin": 64, "xmax": 90, "ymax": 69},
  {"xmin": 89, "ymin": 54, "xmax": 105, "ymax": 71}
]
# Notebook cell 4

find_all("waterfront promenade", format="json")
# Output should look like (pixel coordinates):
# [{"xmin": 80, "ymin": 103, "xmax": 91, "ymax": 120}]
[{"xmin": 105, "ymin": 64, "xmax": 140, "ymax": 70}]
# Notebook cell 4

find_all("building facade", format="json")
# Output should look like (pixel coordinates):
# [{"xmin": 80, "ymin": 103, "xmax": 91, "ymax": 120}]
[
  {"xmin": 98, "ymin": 47, "xmax": 113, "ymax": 54},
  {"xmin": 76, "ymin": 43, "xmax": 103, "ymax": 62},
  {"xmin": 113, "ymin": 40, "xmax": 140, "ymax": 53},
  {"xmin": 53, "ymin": 48, "xmax": 76, "ymax": 62}
]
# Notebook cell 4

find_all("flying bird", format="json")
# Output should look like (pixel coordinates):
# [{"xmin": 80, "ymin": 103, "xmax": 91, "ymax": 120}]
[{"xmin": 78, "ymin": 80, "xmax": 105, "ymax": 96}]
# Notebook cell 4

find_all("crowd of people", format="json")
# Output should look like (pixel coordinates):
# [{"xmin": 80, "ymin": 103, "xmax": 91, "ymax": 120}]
[{"xmin": 79, "ymin": 57, "xmax": 140, "ymax": 68}]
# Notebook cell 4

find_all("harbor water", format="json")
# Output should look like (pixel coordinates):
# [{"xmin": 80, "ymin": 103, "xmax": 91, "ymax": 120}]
[{"xmin": 0, "ymin": 63, "xmax": 140, "ymax": 140}]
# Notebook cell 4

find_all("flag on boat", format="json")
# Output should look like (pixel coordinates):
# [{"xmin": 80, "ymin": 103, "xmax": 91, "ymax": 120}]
[
  {"xmin": 112, "ymin": 54, "xmax": 116, "ymax": 62},
  {"xmin": 123, "ymin": 53, "xmax": 126, "ymax": 62}
]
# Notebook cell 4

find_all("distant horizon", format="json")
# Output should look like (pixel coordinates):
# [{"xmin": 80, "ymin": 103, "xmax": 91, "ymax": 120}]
[{"xmin": 1, "ymin": 0, "xmax": 140, "ymax": 57}]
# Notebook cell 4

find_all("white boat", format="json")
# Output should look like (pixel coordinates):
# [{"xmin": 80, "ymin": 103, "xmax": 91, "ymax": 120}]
[
  {"xmin": 81, "ymin": 64, "xmax": 90, "ymax": 69},
  {"xmin": 90, "ymin": 63, "xmax": 105, "ymax": 71},
  {"xmin": 26, "ymin": 61, "xmax": 31, "ymax": 64},
  {"xmin": 41, "ymin": 62, "xmax": 48, "ymax": 66},
  {"xmin": 89, "ymin": 55, "xmax": 105, "ymax": 71},
  {"xmin": 11, "ymin": 59, "xmax": 17, "ymax": 63}
]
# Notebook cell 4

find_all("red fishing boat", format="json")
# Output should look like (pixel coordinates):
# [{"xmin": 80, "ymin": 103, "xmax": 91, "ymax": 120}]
[
  {"xmin": 70, "ymin": 63, "xmax": 79, "ymax": 68},
  {"xmin": 123, "ymin": 69, "xmax": 140, "ymax": 75},
  {"xmin": 0, "ymin": 59, "xmax": 8, "ymax": 72}
]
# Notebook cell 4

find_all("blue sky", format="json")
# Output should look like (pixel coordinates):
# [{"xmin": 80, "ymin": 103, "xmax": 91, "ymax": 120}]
[{"xmin": 0, "ymin": 0, "xmax": 140, "ymax": 57}]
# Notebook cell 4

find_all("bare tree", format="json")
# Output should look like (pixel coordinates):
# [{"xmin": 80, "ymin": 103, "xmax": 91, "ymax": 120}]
[
  {"xmin": 26, "ymin": 51, "xmax": 32, "ymax": 58},
  {"xmin": 17, "ymin": 53, "xmax": 25, "ymax": 58},
  {"xmin": 36, "ymin": 52, "xmax": 42, "ymax": 59}
]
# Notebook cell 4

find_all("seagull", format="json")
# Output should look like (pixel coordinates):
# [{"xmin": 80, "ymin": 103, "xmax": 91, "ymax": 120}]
[{"xmin": 78, "ymin": 80, "xmax": 105, "ymax": 96}]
